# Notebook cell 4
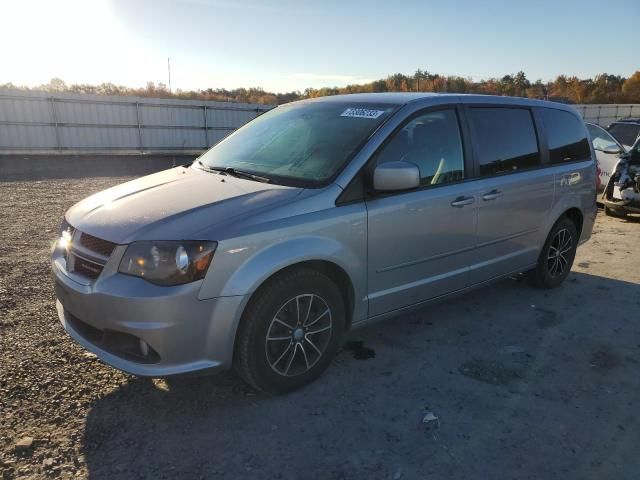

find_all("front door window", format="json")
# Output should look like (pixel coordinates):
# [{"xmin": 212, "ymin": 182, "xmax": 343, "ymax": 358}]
[{"xmin": 374, "ymin": 108, "xmax": 465, "ymax": 186}]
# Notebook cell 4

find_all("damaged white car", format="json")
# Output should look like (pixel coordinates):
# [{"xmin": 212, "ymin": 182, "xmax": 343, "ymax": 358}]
[{"xmin": 602, "ymin": 138, "xmax": 640, "ymax": 217}]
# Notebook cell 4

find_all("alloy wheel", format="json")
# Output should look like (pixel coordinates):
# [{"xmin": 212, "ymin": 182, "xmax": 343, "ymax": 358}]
[
  {"xmin": 265, "ymin": 294, "xmax": 333, "ymax": 377},
  {"xmin": 547, "ymin": 228, "xmax": 572, "ymax": 277}
]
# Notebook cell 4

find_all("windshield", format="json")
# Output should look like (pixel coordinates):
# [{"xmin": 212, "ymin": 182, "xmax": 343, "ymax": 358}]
[
  {"xmin": 608, "ymin": 123, "xmax": 640, "ymax": 149},
  {"xmin": 197, "ymin": 102, "xmax": 397, "ymax": 187}
]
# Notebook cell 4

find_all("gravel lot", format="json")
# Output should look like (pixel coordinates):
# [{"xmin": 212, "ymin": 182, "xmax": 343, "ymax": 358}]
[{"xmin": 1, "ymin": 175, "xmax": 639, "ymax": 480}]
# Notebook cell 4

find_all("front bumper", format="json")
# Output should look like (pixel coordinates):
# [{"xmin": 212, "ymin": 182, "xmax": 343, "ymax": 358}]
[
  {"xmin": 52, "ymin": 255, "xmax": 246, "ymax": 377},
  {"xmin": 602, "ymin": 197, "xmax": 640, "ymax": 215}
]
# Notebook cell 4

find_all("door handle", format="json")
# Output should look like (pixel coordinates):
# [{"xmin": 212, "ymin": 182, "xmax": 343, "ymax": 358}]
[
  {"xmin": 450, "ymin": 196, "xmax": 475, "ymax": 208},
  {"xmin": 482, "ymin": 189, "xmax": 503, "ymax": 201}
]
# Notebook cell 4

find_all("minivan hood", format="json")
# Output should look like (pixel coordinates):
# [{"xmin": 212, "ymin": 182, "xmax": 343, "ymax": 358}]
[{"xmin": 65, "ymin": 166, "xmax": 302, "ymax": 244}]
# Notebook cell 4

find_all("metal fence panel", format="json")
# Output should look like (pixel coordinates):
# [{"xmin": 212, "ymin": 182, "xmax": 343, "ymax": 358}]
[
  {"xmin": 0, "ymin": 88, "xmax": 272, "ymax": 154},
  {"xmin": 55, "ymin": 100, "xmax": 138, "ymax": 126},
  {"xmin": 574, "ymin": 104, "xmax": 640, "ymax": 126},
  {"xmin": 142, "ymin": 128, "xmax": 206, "ymax": 149},
  {"xmin": 59, "ymin": 125, "xmax": 139, "ymax": 149},
  {"xmin": 0, "ymin": 96, "xmax": 52, "ymax": 123},
  {"xmin": 140, "ymin": 104, "xmax": 200, "ymax": 127},
  {"xmin": 0, "ymin": 124, "xmax": 57, "ymax": 149}
]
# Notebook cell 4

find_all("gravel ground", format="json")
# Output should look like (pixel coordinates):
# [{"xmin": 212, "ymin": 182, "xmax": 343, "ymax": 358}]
[{"xmin": 1, "ymin": 175, "xmax": 639, "ymax": 480}]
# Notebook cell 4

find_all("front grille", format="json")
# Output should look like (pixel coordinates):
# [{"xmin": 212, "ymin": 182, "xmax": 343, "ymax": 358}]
[
  {"xmin": 64, "ymin": 224, "xmax": 117, "ymax": 281},
  {"xmin": 79, "ymin": 232, "xmax": 116, "ymax": 257},
  {"xmin": 72, "ymin": 256, "xmax": 104, "ymax": 279}
]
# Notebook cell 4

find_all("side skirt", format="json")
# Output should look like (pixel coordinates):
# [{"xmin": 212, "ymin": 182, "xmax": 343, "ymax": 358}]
[{"xmin": 351, "ymin": 263, "xmax": 537, "ymax": 331}]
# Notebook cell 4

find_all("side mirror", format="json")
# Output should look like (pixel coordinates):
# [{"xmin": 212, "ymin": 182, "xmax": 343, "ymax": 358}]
[
  {"xmin": 373, "ymin": 161, "xmax": 420, "ymax": 192},
  {"xmin": 596, "ymin": 144, "xmax": 622, "ymax": 155}
]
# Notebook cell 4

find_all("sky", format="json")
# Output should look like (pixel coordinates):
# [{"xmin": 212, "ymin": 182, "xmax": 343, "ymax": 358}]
[{"xmin": 1, "ymin": 0, "xmax": 638, "ymax": 93}]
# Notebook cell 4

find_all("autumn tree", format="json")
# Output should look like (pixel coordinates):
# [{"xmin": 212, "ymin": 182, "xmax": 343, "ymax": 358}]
[
  {"xmin": 5, "ymin": 71, "xmax": 639, "ymax": 105},
  {"xmin": 622, "ymin": 71, "xmax": 640, "ymax": 102}
]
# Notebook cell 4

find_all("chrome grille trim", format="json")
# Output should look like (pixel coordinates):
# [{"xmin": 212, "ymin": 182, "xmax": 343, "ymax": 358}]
[
  {"xmin": 65, "ymin": 225, "xmax": 116, "ymax": 280},
  {"xmin": 68, "ymin": 243, "xmax": 110, "ymax": 265},
  {"xmin": 69, "ymin": 249, "xmax": 106, "ymax": 267}
]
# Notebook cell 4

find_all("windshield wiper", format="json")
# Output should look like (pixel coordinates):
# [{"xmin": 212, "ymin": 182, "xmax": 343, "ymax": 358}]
[{"xmin": 196, "ymin": 161, "xmax": 271, "ymax": 183}]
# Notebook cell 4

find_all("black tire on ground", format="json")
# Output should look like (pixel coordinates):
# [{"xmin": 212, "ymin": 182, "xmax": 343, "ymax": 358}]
[
  {"xmin": 604, "ymin": 205, "xmax": 626, "ymax": 218},
  {"xmin": 528, "ymin": 216, "xmax": 578, "ymax": 289},
  {"xmin": 234, "ymin": 267, "xmax": 345, "ymax": 395}
]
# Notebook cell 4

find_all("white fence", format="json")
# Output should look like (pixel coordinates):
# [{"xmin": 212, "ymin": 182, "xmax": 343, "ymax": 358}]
[
  {"xmin": 0, "ymin": 89, "xmax": 638, "ymax": 155},
  {"xmin": 574, "ymin": 104, "xmax": 640, "ymax": 127},
  {"xmin": 0, "ymin": 89, "xmax": 273, "ymax": 155}
]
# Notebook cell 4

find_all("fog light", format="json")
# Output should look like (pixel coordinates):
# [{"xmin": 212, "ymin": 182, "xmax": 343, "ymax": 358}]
[{"xmin": 139, "ymin": 339, "xmax": 149, "ymax": 357}]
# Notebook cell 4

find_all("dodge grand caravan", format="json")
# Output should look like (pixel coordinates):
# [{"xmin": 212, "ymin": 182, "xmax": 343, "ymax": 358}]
[{"xmin": 52, "ymin": 93, "xmax": 596, "ymax": 394}]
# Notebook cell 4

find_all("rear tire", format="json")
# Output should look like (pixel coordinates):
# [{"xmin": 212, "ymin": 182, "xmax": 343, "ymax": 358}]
[
  {"xmin": 528, "ymin": 217, "xmax": 578, "ymax": 289},
  {"xmin": 234, "ymin": 267, "xmax": 345, "ymax": 395}
]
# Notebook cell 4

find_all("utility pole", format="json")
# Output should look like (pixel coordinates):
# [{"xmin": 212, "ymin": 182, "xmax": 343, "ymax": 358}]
[{"xmin": 167, "ymin": 57, "xmax": 172, "ymax": 92}]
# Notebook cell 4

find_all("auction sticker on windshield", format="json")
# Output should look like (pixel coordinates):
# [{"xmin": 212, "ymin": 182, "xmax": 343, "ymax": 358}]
[{"xmin": 340, "ymin": 108, "xmax": 386, "ymax": 119}]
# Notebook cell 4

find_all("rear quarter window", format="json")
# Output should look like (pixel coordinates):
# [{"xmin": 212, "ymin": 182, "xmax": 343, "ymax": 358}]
[{"xmin": 541, "ymin": 108, "xmax": 591, "ymax": 164}]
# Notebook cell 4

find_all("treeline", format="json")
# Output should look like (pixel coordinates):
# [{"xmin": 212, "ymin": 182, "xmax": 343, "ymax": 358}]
[
  {"xmin": 3, "ymin": 70, "xmax": 640, "ymax": 105},
  {"xmin": 0, "ymin": 78, "xmax": 297, "ymax": 105},
  {"xmin": 306, "ymin": 70, "xmax": 640, "ymax": 105}
]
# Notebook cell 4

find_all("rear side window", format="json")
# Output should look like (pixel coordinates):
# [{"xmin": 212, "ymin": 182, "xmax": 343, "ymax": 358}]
[
  {"xmin": 541, "ymin": 108, "xmax": 591, "ymax": 164},
  {"xmin": 468, "ymin": 108, "xmax": 540, "ymax": 176}
]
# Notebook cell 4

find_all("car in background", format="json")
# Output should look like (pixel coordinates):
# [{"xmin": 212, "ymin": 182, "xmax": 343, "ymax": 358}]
[
  {"xmin": 607, "ymin": 118, "xmax": 640, "ymax": 151},
  {"xmin": 602, "ymin": 137, "xmax": 640, "ymax": 218},
  {"xmin": 586, "ymin": 122, "xmax": 626, "ymax": 192}
]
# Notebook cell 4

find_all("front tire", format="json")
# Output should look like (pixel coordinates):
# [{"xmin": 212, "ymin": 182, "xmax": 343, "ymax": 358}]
[
  {"xmin": 234, "ymin": 268, "xmax": 345, "ymax": 394},
  {"xmin": 528, "ymin": 217, "xmax": 578, "ymax": 289}
]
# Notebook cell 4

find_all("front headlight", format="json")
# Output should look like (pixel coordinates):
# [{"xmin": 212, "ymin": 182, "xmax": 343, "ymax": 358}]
[
  {"xmin": 57, "ymin": 218, "xmax": 74, "ymax": 255},
  {"xmin": 118, "ymin": 241, "xmax": 217, "ymax": 286}
]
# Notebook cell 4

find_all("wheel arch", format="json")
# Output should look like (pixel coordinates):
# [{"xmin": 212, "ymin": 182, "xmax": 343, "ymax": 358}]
[
  {"xmin": 238, "ymin": 259, "xmax": 356, "ymax": 333},
  {"xmin": 562, "ymin": 207, "xmax": 584, "ymax": 238},
  {"xmin": 230, "ymin": 258, "xmax": 357, "ymax": 373},
  {"xmin": 269, "ymin": 260, "xmax": 355, "ymax": 331},
  {"xmin": 545, "ymin": 199, "xmax": 587, "ymax": 245},
  {"xmin": 217, "ymin": 236, "xmax": 364, "ymax": 364}
]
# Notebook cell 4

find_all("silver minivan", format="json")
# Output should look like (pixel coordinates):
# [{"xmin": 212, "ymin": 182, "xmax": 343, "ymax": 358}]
[{"xmin": 52, "ymin": 93, "xmax": 597, "ymax": 394}]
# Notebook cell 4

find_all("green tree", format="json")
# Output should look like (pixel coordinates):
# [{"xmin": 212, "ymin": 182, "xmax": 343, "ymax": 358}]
[{"xmin": 514, "ymin": 71, "xmax": 530, "ymax": 97}]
